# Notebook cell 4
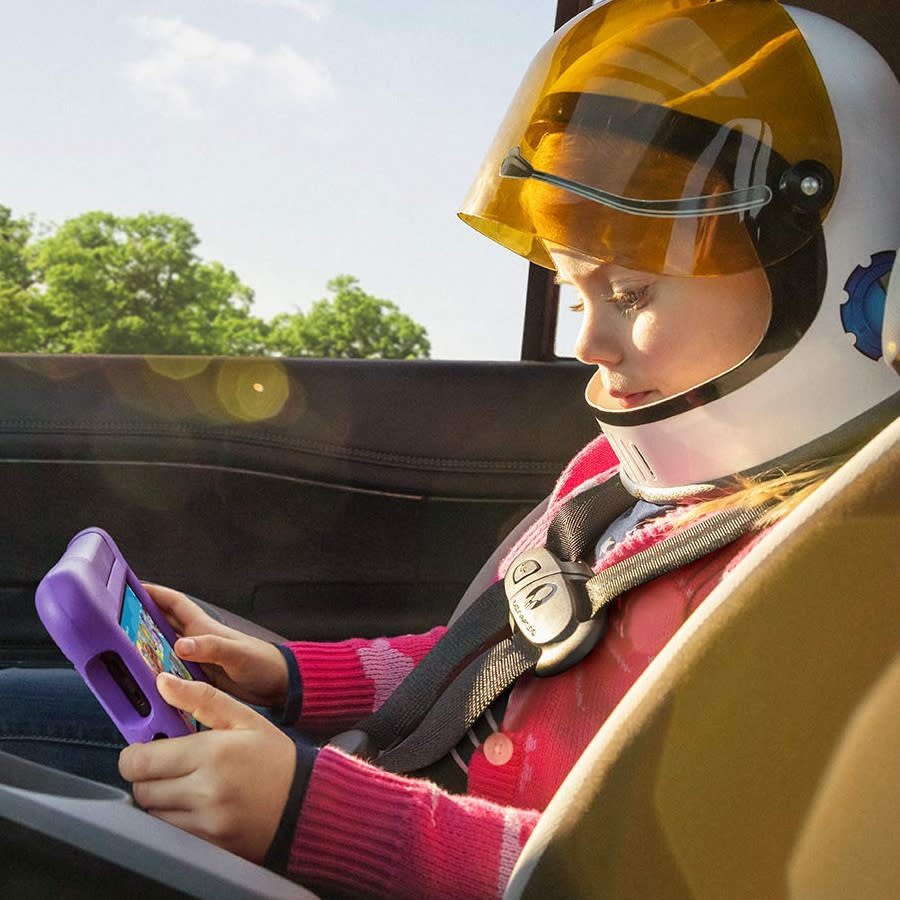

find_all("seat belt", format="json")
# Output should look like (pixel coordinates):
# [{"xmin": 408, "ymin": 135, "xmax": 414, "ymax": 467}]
[{"xmin": 331, "ymin": 476, "xmax": 771, "ymax": 773}]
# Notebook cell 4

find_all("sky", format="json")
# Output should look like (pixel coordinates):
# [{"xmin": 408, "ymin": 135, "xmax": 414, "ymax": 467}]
[{"xmin": 1, "ymin": 1, "xmax": 579, "ymax": 360}]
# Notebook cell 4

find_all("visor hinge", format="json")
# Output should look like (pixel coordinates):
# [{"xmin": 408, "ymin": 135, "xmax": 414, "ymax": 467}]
[
  {"xmin": 778, "ymin": 159, "xmax": 835, "ymax": 214},
  {"xmin": 504, "ymin": 547, "xmax": 604, "ymax": 676}
]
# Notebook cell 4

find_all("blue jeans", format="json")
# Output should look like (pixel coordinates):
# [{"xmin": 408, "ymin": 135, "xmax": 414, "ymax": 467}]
[
  {"xmin": 0, "ymin": 667, "xmax": 130, "ymax": 789},
  {"xmin": 0, "ymin": 668, "xmax": 298, "ymax": 792}
]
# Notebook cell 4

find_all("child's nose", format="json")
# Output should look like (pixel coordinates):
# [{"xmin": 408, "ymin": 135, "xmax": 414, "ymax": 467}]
[{"xmin": 574, "ymin": 302, "xmax": 623, "ymax": 367}]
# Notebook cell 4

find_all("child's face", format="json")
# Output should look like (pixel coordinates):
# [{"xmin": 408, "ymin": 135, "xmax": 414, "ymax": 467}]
[{"xmin": 549, "ymin": 244, "xmax": 771, "ymax": 411}]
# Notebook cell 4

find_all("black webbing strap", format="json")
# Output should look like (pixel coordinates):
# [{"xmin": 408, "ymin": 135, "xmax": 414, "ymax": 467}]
[
  {"xmin": 544, "ymin": 476, "xmax": 633, "ymax": 559},
  {"xmin": 377, "ymin": 637, "xmax": 540, "ymax": 772},
  {"xmin": 356, "ymin": 581, "xmax": 512, "ymax": 750},
  {"xmin": 582, "ymin": 501, "xmax": 771, "ymax": 616}
]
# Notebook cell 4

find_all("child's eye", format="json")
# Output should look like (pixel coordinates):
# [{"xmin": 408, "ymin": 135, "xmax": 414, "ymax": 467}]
[
  {"xmin": 607, "ymin": 285, "xmax": 649, "ymax": 314},
  {"xmin": 568, "ymin": 300, "xmax": 585, "ymax": 313}
]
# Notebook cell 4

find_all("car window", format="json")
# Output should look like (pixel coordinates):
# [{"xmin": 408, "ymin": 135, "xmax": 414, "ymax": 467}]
[
  {"xmin": 0, "ymin": 2, "xmax": 561, "ymax": 362},
  {"xmin": 554, "ymin": 284, "xmax": 583, "ymax": 360}
]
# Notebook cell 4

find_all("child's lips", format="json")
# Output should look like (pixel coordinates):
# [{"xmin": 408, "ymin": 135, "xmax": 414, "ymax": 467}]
[{"xmin": 610, "ymin": 389, "xmax": 655, "ymax": 409}]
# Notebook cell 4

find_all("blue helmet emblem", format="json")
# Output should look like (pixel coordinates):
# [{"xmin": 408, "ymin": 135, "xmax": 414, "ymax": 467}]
[{"xmin": 841, "ymin": 250, "xmax": 895, "ymax": 360}]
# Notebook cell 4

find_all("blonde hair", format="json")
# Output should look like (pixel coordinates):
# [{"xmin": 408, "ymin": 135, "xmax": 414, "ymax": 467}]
[{"xmin": 674, "ymin": 455, "xmax": 851, "ymax": 531}]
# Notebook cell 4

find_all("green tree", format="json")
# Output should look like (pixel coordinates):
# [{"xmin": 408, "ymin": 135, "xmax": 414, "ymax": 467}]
[
  {"xmin": 0, "ymin": 206, "xmax": 34, "ymax": 289},
  {"xmin": 0, "ymin": 206, "xmax": 47, "ymax": 352},
  {"xmin": 19, "ymin": 211, "xmax": 267, "ymax": 355},
  {"xmin": 267, "ymin": 275, "xmax": 431, "ymax": 359},
  {"xmin": 0, "ymin": 207, "xmax": 430, "ymax": 358}
]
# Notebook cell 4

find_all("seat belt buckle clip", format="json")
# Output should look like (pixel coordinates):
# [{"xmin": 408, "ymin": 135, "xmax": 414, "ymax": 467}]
[{"xmin": 504, "ymin": 547, "xmax": 604, "ymax": 676}]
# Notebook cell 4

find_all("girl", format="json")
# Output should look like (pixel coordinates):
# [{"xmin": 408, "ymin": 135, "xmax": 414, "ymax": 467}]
[{"xmin": 3, "ymin": 1, "xmax": 898, "ymax": 896}]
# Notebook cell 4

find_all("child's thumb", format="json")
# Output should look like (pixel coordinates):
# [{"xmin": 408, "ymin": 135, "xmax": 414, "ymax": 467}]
[
  {"xmin": 175, "ymin": 634, "xmax": 234, "ymax": 667},
  {"xmin": 156, "ymin": 673, "xmax": 256, "ymax": 732}
]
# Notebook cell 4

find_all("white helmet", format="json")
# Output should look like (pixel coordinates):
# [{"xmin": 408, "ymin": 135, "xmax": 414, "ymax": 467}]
[{"xmin": 460, "ymin": 0, "xmax": 900, "ymax": 499}]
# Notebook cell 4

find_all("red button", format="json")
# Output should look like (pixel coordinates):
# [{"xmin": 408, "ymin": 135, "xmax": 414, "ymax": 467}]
[{"xmin": 483, "ymin": 732, "xmax": 514, "ymax": 766}]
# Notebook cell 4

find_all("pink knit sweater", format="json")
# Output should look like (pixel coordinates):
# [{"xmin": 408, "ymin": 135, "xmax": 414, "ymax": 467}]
[{"xmin": 282, "ymin": 435, "xmax": 763, "ymax": 898}]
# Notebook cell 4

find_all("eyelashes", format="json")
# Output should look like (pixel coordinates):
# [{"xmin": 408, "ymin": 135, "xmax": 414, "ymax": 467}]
[
  {"xmin": 568, "ymin": 285, "xmax": 650, "ymax": 314},
  {"xmin": 609, "ymin": 285, "xmax": 649, "ymax": 313}
]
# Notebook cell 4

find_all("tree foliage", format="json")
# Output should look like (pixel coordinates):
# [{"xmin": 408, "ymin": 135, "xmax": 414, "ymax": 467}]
[
  {"xmin": 0, "ymin": 206, "xmax": 430, "ymax": 359},
  {"xmin": 268, "ymin": 275, "xmax": 431, "ymax": 359},
  {"xmin": 0, "ymin": 206, "xmax": 33, "ymax": 290},
  {"xmin": 24, "ymin": 211, "xmax": 265, "ymax": 355},
  {"xmin": 0, "ymin": 207, "xmax": 44, "ymax": 352}
]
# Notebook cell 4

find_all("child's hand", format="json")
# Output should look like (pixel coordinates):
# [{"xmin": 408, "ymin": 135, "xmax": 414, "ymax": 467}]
[
  {"xmin": 144, "ymin": 583, "xmax": 289, "ymax": 709},
  {"xmin": 119, "ymin": 673, "xmax": 297, "ymax": 863}
]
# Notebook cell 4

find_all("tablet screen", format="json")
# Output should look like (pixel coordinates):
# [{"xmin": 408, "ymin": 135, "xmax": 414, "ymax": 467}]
[{"xmin": 120, "ymin": 584, "xmax": 199, "ymax": 731}]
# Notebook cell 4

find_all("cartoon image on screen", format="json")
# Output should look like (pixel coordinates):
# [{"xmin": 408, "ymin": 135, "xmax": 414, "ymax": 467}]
[{"xmin": 119, "ymin": 584, "xmax": 199, "ymax": 731}]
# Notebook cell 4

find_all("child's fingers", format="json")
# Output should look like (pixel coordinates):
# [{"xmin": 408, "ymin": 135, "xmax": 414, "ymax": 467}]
[
  {"xmin": 173, "ymin": 634, "xmax": 239, "ymax": 669},
  {"xmin": 122, "ymin": 695, "xmax": 297, "ymax": 862},
  {"xmin": 156, "ymin": 672, "xmax": 264, "ymax": 732},
  {"xmin": 142, "ymin": 583, "xmax": 197, "ymax": 629},
  {"xmin": 130, "ymin": 772, "xmax": 194, "ymax": 812},
  {"xmin": 119, "ymin": 734, "xmax": 197, "ymax": 784},
  {"xmin": 175, "ymin": 634, "xmax": 288, "ymax": 709},
  {"xmin": 143, "ymin": 584, "xmax": 221, "ymax": 636},
  {"xmin": 143, "ymin": 583, "xmax": 202, "ymax": 620}
]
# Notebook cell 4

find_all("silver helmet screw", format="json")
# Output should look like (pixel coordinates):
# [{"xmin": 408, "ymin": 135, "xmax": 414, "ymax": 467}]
[{"xmin": 800, "ymin": 175, "xmax": 821, "ymax": 196}]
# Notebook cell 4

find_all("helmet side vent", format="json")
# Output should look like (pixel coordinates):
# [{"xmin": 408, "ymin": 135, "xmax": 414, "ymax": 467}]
[{"xmin": 607, "ymin": 433, "xmax": 656, "ymax": 484}]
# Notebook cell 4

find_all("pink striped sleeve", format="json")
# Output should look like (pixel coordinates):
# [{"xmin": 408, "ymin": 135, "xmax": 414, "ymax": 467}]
[
  {"xmin": 285, "ymin": 626, "xmax": 446, "ymax": 734},
  {"xmin": 288, "ymin": 746, "xmax": 540, "ymax": 899}
]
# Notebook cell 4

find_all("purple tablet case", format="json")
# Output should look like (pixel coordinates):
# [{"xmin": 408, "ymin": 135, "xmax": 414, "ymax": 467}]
[{"xmin": 35, "ymin": 527, "xmax": 207, "ymax": 743}]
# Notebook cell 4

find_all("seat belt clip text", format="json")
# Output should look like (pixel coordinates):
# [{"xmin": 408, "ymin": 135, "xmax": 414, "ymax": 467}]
[{"xmin": 505, "ymin": 548, "xmax": 605, "ymax": 676}]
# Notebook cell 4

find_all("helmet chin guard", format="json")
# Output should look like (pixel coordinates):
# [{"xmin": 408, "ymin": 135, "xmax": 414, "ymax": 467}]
[{"xmin": 461, "ymin": 1, "xmax": 900, "ymax": 497}]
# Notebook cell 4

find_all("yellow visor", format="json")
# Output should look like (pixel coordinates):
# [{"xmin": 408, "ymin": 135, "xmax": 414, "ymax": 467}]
[{"xmin": 459, "ymin": 0, "xmax": 841, "ymax": 276}]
